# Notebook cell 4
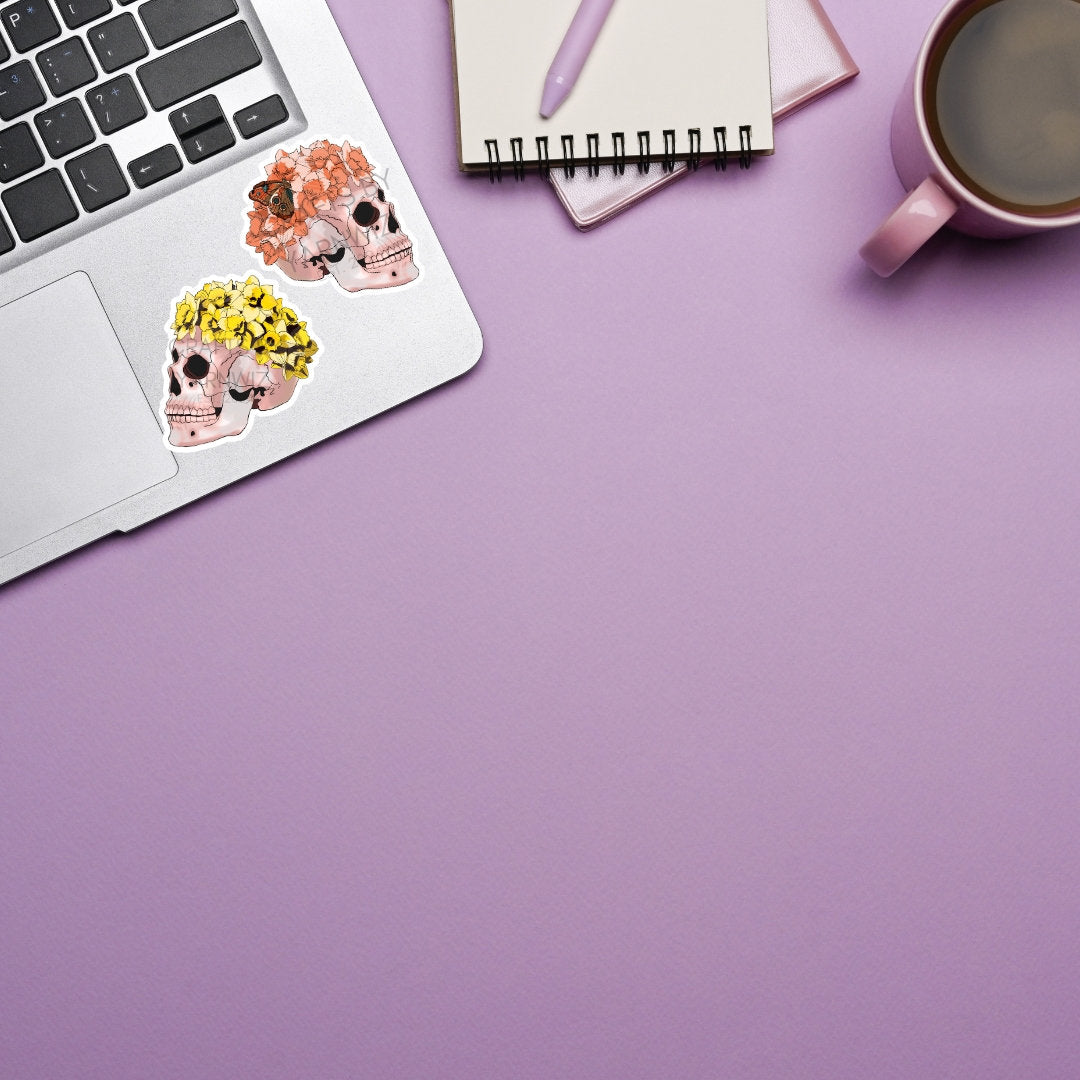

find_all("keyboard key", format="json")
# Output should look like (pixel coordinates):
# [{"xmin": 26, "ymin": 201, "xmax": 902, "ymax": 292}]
[
  {"xmin": 86, "ymin": 72, "xmax": 143, "ymax": 133},
  {"xmin": 0, "ymin": 119, "xmax": 42, "ymax": 180},
  {"xmin": 138, "ymin": 0, "xmax": 237, "ymax": 50},
  {"xmin": 36, "ymin": 37, "xmax": 96, "ymax": 96},
  {"xmin": 136, "ymin": 21, "xmax": 260, "ymax": 111},
  {"xmin": 65, "ymin": 142, "xmax": 126, "ymax": 210},
  {"xmin": 59, "ymin": 0, "xmax": 112, "ymax": 30},
  {"xmin": 35, "ymin": 97, "xmax": 93, "ymax": 157},
  {"xmin": 0, "ymin": 31, "xmax": 8, "ymax": 64},
  {"xmin": 0, "ymin": 210, "xmax": 13, "ymax": 252},
  {"xmin": 2, "ymin": 167, "xmax": 77, "ymax": 239},
  {"xmin": 168, "ymin": 95, "xmax": 234, "ymax": 163},
  {"xmin": 127, "ymin": 142, "xmax": 179, "ymax": 187},
  {"xmin": 88, "ymin": 12, "xmax": 146, "ymax": 73},
  {"xmin": 168, "ymin": 92, "xmax": 222, "ymax": 139},
  {"xmin": 1, "ymin": 1, "xmax": 60, "ymax": 52},
  {"xmin": 180, "ymin": 117, "xmax": 232, "ymax": 163},
  {"xmin": 0, "ymin": 59, "xmax": 44, "ymax": 120},
  {"xmin": 234, "ymin": 94, "xmax": 287, "ymax": 139}
]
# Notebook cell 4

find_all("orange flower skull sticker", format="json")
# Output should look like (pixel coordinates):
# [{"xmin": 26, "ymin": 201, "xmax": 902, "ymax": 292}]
[{"xmin": 245, "ymin": 139, "xmax": 419, "ymax": 293}]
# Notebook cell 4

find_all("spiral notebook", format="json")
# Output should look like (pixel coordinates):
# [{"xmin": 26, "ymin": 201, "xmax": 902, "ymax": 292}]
[
  {"xmin": 449, "ymin": 0, "xmax": 775, "ymax": 177},
  {"xmin": 550, "ymin": 0, "xmax": 858, "ymax": 228}
]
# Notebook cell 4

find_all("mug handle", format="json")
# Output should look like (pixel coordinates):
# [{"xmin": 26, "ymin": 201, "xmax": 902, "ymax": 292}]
[{"xmin": 860, "ymin": 177, "xmax": 959, "ymax": 277}]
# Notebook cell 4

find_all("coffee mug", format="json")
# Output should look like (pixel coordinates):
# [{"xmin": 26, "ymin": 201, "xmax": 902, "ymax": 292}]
[{"xmin": 860, "ymin": 0, "xmax": 1080, "ymax": 276}]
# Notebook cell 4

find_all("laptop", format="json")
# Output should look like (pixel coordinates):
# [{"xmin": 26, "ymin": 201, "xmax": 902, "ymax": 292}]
[{"xmin": 0, "ymin": 0, "xmax": 482, "ymax": 586}]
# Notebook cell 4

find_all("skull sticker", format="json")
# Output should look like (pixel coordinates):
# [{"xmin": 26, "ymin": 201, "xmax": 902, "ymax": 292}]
[
  {"xmin": 245, "ymin": 139, "xmax": 419, "ymax": 293},
  {"xmin": 163, "ymin": 277, "xmax": 319, "ymax": 450}
]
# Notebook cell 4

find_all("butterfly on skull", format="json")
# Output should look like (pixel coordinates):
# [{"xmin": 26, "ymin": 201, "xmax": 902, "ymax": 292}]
[{"xmin": 249, "ymin": 180, "xmax": 295, "ymax": 221}]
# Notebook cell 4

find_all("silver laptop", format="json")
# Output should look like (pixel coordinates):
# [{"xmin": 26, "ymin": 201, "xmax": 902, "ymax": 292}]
[{"xmin": 0, "ymin": 0, "xmax": 482, "ymax": 586}]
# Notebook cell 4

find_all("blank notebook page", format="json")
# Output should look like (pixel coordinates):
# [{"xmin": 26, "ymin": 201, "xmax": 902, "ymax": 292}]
[{"xmin": 450, "ymin": 0, "xmax": 774, "ymax": 169}]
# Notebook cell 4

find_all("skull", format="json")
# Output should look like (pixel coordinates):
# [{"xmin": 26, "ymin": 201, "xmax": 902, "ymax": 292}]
[
  {"xmin": 163, "ymin": 277, "xmax": 319, "ymax": 450},
  {"xmin": 163, "ymin": 327, "xmax": 299, "ymax": 448},
  {"xmin": 247, "ymin": 140, "xmax": 419, "ymax": 294}
]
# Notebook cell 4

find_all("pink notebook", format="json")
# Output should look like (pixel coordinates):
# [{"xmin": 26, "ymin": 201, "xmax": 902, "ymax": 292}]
[{"xmin": 550, "ymin": 0, "xmax": 857, "ymax": 229}]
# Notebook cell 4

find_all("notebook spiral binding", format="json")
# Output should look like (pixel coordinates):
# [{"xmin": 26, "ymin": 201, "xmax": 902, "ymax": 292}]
[{"xmin": 483, "ymin": 126, "xmax": 754, "ymax": 183}]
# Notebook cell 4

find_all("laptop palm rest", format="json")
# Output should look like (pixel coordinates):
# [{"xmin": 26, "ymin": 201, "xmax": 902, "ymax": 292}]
[{"xmin": 0, "ymin": 272, "xmax": 177, "ymax": 558}]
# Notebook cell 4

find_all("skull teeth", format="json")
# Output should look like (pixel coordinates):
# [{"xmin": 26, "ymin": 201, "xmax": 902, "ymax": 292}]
[
  {"xmin": 366, "ymin": 240, "xmax": 412, "ymax": 269},
  {"xmin": 166, "ymin": 408, "xmax": 216, "ymax": 421}
]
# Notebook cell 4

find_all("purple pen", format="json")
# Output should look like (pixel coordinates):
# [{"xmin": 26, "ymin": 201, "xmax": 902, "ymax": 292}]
[{"xmin": 539, "ymin": 0, "xmax": 618, "ymax": 119}]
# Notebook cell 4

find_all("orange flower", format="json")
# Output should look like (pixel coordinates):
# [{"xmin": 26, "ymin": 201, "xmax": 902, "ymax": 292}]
[
  {"xmin": 247, "ymin": 139, "xmax": 378, "ymax": 260},
  {"xmin": 344, "ymin": 143, "xmax": 371, "ymax": 179},
  {"xmin": 328, "ymin": 163, "xmax": 350, "ymax": 192},
  {"xmin": 295, "ymin": 193, "xmax": 316, "ymax": 221},
  {"xmin": 308, "ymin": 142, "xmax": 331, "ymax": 170},
  {"xmin": 268, "ymin": 161, "xmax": 293, "ymax": 185}
]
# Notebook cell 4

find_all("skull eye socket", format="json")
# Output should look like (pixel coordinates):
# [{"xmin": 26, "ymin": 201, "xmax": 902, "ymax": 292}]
[
  {"xmin": 183, "ymin": 354, "xmax": 210, "ymax": 380},
  {"xmin": 377, "ymin": 188, "xmax": 385, "ymax": 201},
  {"xmin": 353, "ymin": 201, "xmax": 380, "ymax": 228},
  {"xmin": 310, "ymin": 247, "xmax": 347, "ymax": 267},
  {"xmin": 171, "ymin": 347, "xmax": 180, "ymax": 362}
]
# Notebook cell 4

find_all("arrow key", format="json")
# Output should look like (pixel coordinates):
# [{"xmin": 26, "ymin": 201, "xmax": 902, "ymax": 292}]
[
  {"xmin": 168, "ymin": 93, "xmax": 222, "ymax": 140},
  {"xmin": 127, "ymin": 143, "xmax": 180, "ymax": 188},
  {"xmin": 180, "ymin": 117, "xmax": 233, "ymax": 164},
  {"xmin": 65, "ymin": 143, "xmax": 127, "ymax": 211},
  {"xmin": 234, "ymin": 94, "xmax": 287, "ymax": 140}
]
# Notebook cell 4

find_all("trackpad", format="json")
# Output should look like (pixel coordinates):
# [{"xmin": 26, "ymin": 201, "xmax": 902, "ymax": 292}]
[{"xmin": 0, "ymin": 272, "xmax": 177, "ymax": 557}]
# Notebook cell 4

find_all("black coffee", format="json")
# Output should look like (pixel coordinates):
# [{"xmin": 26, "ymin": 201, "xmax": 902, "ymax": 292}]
[{"xmin": 926, "ymin": 0, "xmax": 1080, "ymax": 214}]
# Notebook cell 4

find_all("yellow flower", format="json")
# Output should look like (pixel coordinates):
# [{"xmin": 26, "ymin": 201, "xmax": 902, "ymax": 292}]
[
  {"xmin": 218, "ymin": 301, "xmax": 244, "ymax": 323},
  {"xmin": 200, "ymin": 284, "xmax": 228, "ymax": 311},
  {"xmin": 174, "ymin": 277, "xmax": 318, "ymax": 377},
  {"xmin": 217, "ymin": 312, "xmax": 246, "ymax": 349},
  {"xmin": 243, "ymin": 276, "xmax": 279, "ymax": 310},
  {"xmin": 173, "ymin": 293, "xmax": 198, "ymax": 335},
  {"xmin": 281, "ymin": 355, "xmax": 309, "ymax": 380}
]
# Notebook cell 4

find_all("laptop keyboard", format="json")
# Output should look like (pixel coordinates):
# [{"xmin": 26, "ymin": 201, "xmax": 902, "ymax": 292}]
[{"xmin": 0, "ymin": 0, "xmax": 290, "ymax": 259}]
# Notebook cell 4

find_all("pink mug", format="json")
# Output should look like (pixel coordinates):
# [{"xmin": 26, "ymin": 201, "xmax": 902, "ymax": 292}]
[{"xmin": 860, "ymin": 0, "xmax": 1080, "ymax": 277}]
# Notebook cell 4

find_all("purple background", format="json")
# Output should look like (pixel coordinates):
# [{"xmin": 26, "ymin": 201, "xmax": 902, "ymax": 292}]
[{"xmin": 3, "ymin": 1, "xmax": 1080, "ymax": 1077}]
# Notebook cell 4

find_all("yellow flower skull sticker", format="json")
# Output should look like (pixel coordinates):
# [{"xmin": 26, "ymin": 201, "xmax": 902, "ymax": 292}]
[{"xmin": 164, "ymin": 277, "xmax": 319, "ymax": 450}]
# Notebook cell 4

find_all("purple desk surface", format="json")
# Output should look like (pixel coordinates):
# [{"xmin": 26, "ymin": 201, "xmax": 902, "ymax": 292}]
[{"xmin": 2, "ymin": 2, "xmax": 1079, "ymax": 1077}]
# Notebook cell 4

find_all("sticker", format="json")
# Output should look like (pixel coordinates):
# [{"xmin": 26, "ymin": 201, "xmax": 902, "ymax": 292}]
[
  {"xmin": 244, "ymin": 139, "xmax": 420, "ymax": 294},
  {"xmin": 162, "ymin": 276, "xmax": 319, "ymax": 451}
]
